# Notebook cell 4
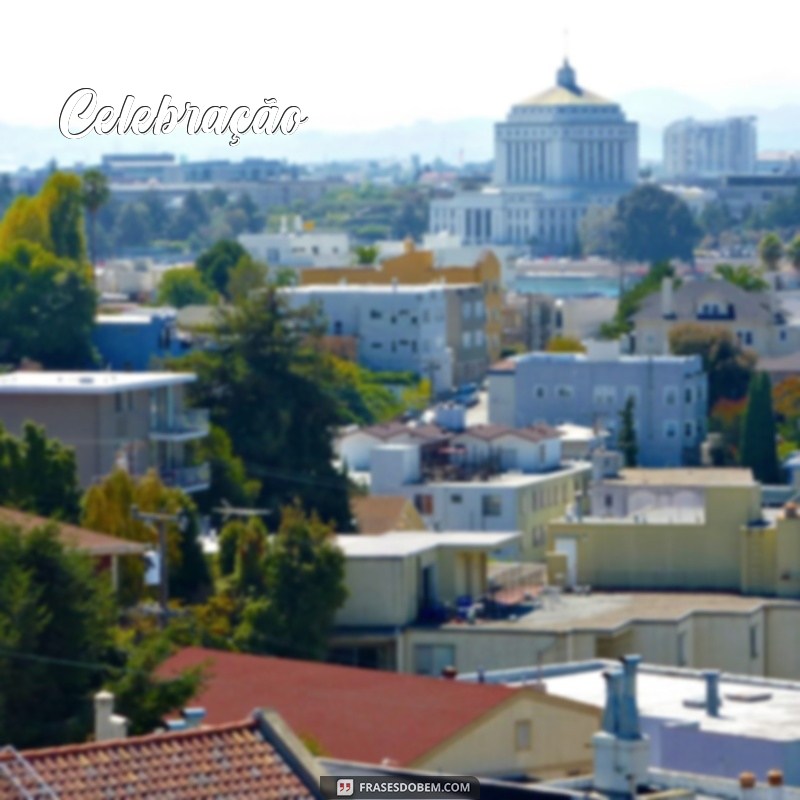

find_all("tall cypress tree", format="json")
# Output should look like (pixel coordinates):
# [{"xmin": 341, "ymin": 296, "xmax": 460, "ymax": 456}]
[
  {"xmin": 618, "ymin": 396, "xmax": 639, "ymax": 467},
  {"xmin": 740, "ymin": 373, "xmax": 781, "ymax": 483}
]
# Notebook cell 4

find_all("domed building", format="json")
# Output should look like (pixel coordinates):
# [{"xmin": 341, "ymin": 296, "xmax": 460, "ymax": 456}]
[{"xmin": 429, "ymin": 60, "xmax": 638, "ymax": 254}]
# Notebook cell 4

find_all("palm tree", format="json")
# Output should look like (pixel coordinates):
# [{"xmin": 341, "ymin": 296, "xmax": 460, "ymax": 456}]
[{"xmin": 81, "ymin": 169, "xmax": 110, "ymax": 265}]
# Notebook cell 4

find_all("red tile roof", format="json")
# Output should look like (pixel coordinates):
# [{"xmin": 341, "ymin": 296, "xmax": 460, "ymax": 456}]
[
  {"xmin": 159, "ymin": 647, "xmax": 518, "ymax": 767},
  {"xmin": 0, "ymin": 507, "xmax": 146, "ymax": 557},
  {"xmin": 0, "ymin": 714, "xmax": 322, "ymax": 800}
]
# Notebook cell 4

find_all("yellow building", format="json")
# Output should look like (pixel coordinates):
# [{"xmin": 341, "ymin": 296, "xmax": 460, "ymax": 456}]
[
  {"xmin": 300, "ymin": 240, "xmax": 503, "ymax": 362},
  {"xmin": 546, "ymin": 468, "xmax": 800, "ymax": 598}
]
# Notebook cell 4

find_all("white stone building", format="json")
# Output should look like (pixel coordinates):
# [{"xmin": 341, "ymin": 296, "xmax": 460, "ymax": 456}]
[{"xmin": 429, "ymin": 60, "xmax": 638, "ymax": 254}]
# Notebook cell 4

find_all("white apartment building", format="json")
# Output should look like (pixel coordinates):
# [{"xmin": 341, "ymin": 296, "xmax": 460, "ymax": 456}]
[
  {"xmin": 281, "ymin": 284, "xmax": 458, "ymax": 393},
  {"xmin": 663, "ymin": 116, "xmax": 757, "ymax": 179}
]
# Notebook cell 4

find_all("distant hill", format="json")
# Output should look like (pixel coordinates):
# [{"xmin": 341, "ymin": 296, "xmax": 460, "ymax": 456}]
[{"xmin": 0, "ymin": 91, "xmax": 798, "ymax": 170}]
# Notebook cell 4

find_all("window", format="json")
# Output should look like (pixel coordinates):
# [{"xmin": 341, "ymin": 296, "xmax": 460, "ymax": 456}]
[
  {"xmin": 737, "ymin": 330, "xmax": 754, "ymax": 346},
  {"xmin": 371, "ymin": 342, "xmax": 383, "ymax": 349},
  {"xmin": 684, "ymin": 421, "xmax": 695, "ymax": 439},
  {"xmin": 482, "ymin": 495, "xmax": 502, "ymax": 517},
  {"xmin": 415, "ymin": 494, "xmax": 434, "ymax": 515},
  {"xmin": 605, "ymin": 493, "xmax": 613, "ymax": 509},
  {"xmin": 664, "ymin": 386, "xmax": 678, "ymax": 406},
  {"xmin": 750, "ymin": 624, "xmax": 759, "ymax": 659},
  {"xmin": 685, "ymin": 387, "xmax": 693, "ymax": 404},
  {"xmin": 533, "ymin": 385, "xmax": 547, "ymax": 400},
  {"xmin": 664, "ymin": 420, "xmax": 678, "ymax": 439},
  {"xmin": 556, "ymin": 385, "xmax": 574, "ymax": 399},
  {"xmin": 515, "ymin": 720, "xmax": 532, "ymax": 751},
  {"xmin": 624, "ymin": 386, "xmax": 640, "ymax": 404},
  {"xmin": 451, "ymin": 494, "xmax": 463, "ymax": 504},
  {"xmin": 114, "ymin": 393, "xmax": 124, "ymax": 413},
  {"xmin": 678, "ymin": 631, "xmax": 687, "ymax": 667},
  {"xmin": 414, "ymin": 644, "xmax": 455, "ymax": 676},
  {"xmin": 369, "ymin": 309, "xmax": 382, "ymax": 320},
  {"xmin": 594, "ymin": 386, "xmax": 616, "ymax": 406}
]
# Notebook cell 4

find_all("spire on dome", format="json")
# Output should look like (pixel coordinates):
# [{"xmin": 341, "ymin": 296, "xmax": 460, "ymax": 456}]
[{"xmin": 556, "ymin": 59, "xmax": 578, "ymax": 91}]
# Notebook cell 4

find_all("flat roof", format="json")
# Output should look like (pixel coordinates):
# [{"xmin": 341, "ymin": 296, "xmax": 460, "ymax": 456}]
[
  {"xmin": 446, "ymin": 591, "xmax": 800, "ymax": 633},
  {"xmin": 0, "ymin": 371, "xmax": 195, "ymax": 395},
  {"xmin": 283, "ymin": 283, "xmax": 478, "ymax": 295},
  {"xmin": 430, "ymin": 462, "xmax": 591, "ymax": 489},
  {"xmin": 335, "ymin": 531, "xmax": 519, "ymax": 558},
  {"xmin": 514, "ymin": 661, "xmax": 800, "ymax": 742},
  {"xmin": 606, "ymin": 468, "xmax": 755, "ymax": 487}
]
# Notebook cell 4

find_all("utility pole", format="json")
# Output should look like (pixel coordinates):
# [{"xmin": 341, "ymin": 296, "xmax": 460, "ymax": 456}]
[{"xmin": 131, "ymin": 505, "xmax": 190, "ymax": 629}]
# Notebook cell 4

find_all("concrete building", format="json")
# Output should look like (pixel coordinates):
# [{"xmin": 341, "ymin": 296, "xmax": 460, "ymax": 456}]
[
  {"xmin": 300, "ymin": 242, "xmax": 503, "ymax": 363},
  {"xmin": 502, "ymin": 292, "xmax": 557, "ymax": 352},
  {"xmin": 239, "ymin": 220, "xmax": 351, "ymax": 270},
  {"xmin": 0, "ymin": 372, "xmax": 210, "ymax": 492},
  {"xmin": 429, "ymin": 60, "xmax": 638, "ymax": 254},
  {"xmin": 633, "ymin": 277, "xmax": 800, "ymax": 357},
  {"xmin": 470, "ymin": 658, "xmax": 800, "ymax": 787},
  {"xmin": 93, "ymin": 308, "xmax": 193, "ymax": 370},
  {"xmin": 663, "ymin": 117, "xmax": 757, "ymax": 179},
  {"xmin": 488, "ymin": 341, "xmax": 708, "ymax": 467},
  {"xmin": 281, "ymin": 283, "xmax": 472, "ymax": 393}
]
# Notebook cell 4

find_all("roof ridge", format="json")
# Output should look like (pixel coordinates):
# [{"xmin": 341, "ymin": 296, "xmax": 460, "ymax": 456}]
[{"xmin": 5, "ymin": 717, "xmax": 257, "ymax": 762}]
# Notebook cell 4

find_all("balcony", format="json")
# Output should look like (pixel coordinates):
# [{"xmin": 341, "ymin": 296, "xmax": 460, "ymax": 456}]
[
  {"xmin": 149, "ymin": 409, "xmax": 210, "ymax": 441},
  {"xmin": 159, "ymin": 462, "xmax": 211, "ymax": 493}
]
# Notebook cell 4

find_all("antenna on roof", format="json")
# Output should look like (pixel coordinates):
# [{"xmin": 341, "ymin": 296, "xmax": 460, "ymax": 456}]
[{"xmin": 563, "ymin": 27, "xmax": 570, "ymax": 61}]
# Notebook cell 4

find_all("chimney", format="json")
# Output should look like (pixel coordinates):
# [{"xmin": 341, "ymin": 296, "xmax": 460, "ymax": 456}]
[
  {"xmin": 703, "ymin": 670, "xmax": 722, "ymax": 717},
  {"xmin": 661, "ymin": 277, "xmax": 674, "ymax": 318},
  {"xmin": 441, "ymin": 666, "xmax": 458, "ymax": 680},
  {"xmin": 767, "ymin": 771, "xmax": 784, "ymax": 800},
  {"xmin": 593, "ymin": 661, "xmax": 650, "ymax": 798},
  {"xmin": 740, "ymin": 772, "xmax": 756, "ymax": 800},
  {"xmin": 182, "ymin": 707, "xmax": 207, "ymax": 729},
  {"xmin": 94, "ymin": 691, "xmax": 129, "ymax": 742}
]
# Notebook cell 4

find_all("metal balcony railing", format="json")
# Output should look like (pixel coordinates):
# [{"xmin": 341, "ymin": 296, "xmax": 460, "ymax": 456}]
[{"xmin": 150, "ymin": 409, "xmax": 210, "ymax": 439}]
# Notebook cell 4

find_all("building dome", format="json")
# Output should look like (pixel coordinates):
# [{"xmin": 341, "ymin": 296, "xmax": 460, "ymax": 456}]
[{"xmin": 517, "ymin": 60, "xmax": 614, "ymax": 107}]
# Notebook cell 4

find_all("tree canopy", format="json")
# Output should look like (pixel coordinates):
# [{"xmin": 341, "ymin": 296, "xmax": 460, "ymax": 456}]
[
  {"xmin": 740, "ymin": 373, "xmax": 781, "ymax": 484},
  {"xmin": 176, "ymin": 290, "xmax": 353, "ymax": 529},
  {"xmin": 157, "ymin": 267, "xmax": 215, "ymax": 308},
  {"xmin": 759, "ymin": 233, "xmax": 784, "ymax": 271},
  {"xmin": 0, "ymin": 422, "xmax": 81, "ymax": 521},
  {"xmin": 612, "ymin": 184, "xmax": 701, "ymax": 264},
  {"xmin": 195, "ymin": 239, "xmax": 249, "ymax": 296},
  {"xmin": 714, "ymin": 263, "xmax": 768, "ymax": 293},
  {"xmin": 0, "ymin": 523, "xmax": 114, "ymax": 748},
  {"xmin": 601, "ymin": 261, "xmax": 676, "ymax": 338}
]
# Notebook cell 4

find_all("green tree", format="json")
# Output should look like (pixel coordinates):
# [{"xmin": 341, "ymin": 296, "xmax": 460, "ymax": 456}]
[
  {"xmin": 196, "ymin": 239, "xmax": 248, "ymax": 295},
  {"xmin": 114, "ymin": 202, "xmax": 153, "ymax": 248},
  {"xmin": 81, "ymin": 470, "xmax": 212, "ymax": 606},
  {"xmin": 38, "ymin": 172, "xmax": 87, "ymax": 262},
  {"xmin": 232, "ymin": 505, "xmax": 346, "ymax": 659},
  {"xmin": 0, "ymin": 195, "xmax": 52, "ymax": 252},
  {"xmin": 578, "ymin": 205, "xmax": 618, "ymax": 257},
  {"xmin": 354, "ymin": 245, "xmax": 379, "ymax": 265},
  {"xmin": 618, "ymin": 396, "xmax": 638, "ymax": 467},
  {"xmin": 714, "ymin": 263, "xmax": 769, "ymax": 293},
  {"xmin": 0, "ymin": 422, "xmax": 81, "ymax": 521},
  {"xmin": 176, "ymin": 290, "xmax": 353, "ymax": 529},
  {"xmin": 612, "ymin": 184, "xmax": 701, "ymax": 264},
  {"xmin": 81, "ymin": 169, "xmax": 110, "ymax": 265},
  {"xmin": 669, "ymin": 324, "xmax": 756, "ymax": 409},
  {"xmin": 106, "ymin": 629, "xmax": 204, "ymax": 737},
  {"xmin": 759, "ymin": 233, "xmax": 784, "ymax": 271},
  {"xmin": 0, "ymin": 241, "xmax": 97, "ymax": 368},
  {"xmin": 227, "ymin": 256, "xmax": 268, "ymax": 303},
  {"xmin": 0, "ymin": 523, "xmax": 114, "ymax": 747},
  {"xmin": 740, "ymin": 373, "xmax": 781, "ymax": 483},
  {"xmin": 545, "ymin": 336, "xmax": 587, "ymax": 353},
  {"xmin": 600, "ymin": 261, "xmax": 676, "ymax": 338},
  {"xmin": 217, "ymin": 519, "xmax": 247, "ymax": 577},
  {"xmin": 157, "ymin": 267, "xmax": 215, "ymax": 308},
  {"xmin": 787, "ymin": 234, "xmax": 800, "ymax": 271}
]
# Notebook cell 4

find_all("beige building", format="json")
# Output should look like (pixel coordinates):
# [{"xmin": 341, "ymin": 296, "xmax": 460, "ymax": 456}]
[
  {"xmin": 546, "ymin": 467, "xmax": 800, "ymax": 598},
  {"xmin": 633, "ymin": 277, "xmax": 800, "ymax": 357},
  {"xmin": 0, "ymin": 372, "xmax": 210, "ymax": 492}
]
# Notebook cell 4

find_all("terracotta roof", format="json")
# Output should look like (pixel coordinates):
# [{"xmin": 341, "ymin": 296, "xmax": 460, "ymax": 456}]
[
  {"xmin": 159, "ymin": 647, "xmax": 519, "ymax": 767},
  {"xmin": 0, "ymin": 507, "xmax": 146, "ymax": 557},
  {"xmin": 457, "ymin": 424, "xmax": 560, "ymax": 444},
  {"xmin": 0, "ymin": 713, "xmax": 323, "ymax": 800},
  {"xmin": 355, "ymin": 423, "xmax": 448, "ymax": 444},
  {"xmin": 351, "ymin": 496, "xmax": 417, "ymax": 535},
  {"xmin": 489, "ymin": 359, "xmax": 517, "ymax": 373}
]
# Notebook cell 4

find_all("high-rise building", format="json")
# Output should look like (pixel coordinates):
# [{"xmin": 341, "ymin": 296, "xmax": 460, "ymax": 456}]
[
  {"xmin": 429, "ymin": 60, "xmax": 639, "ymax": 254},
  {"xmin": 663, "ymin": 116, "xmax": 757, "ymax": 179}
]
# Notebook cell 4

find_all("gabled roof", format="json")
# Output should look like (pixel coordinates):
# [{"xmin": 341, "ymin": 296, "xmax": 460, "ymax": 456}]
[
  {"xmin": 0, "ymin": 507, "xmax": 146, "ymax": 557},
  {"xmin": 351, "ymin": 496, "xmax": 420, "ymax": 535},
  {"xmin": 0, "ymin": 712, "xmax": 324, "ymax": 800},
  {"xmin": 354, "ymin": 423, "xmax": 448, "ymax": 443},
  {"xmin": 455, "ymin": 423, "xmax": 560, "ymax": 444},
  {"xmin": 159, "ymin": 647, "xmax": 525, "ymax": 767},
  {"xmin": 633, "ymin": 279, "xmax": 776, "ymax": 325}
]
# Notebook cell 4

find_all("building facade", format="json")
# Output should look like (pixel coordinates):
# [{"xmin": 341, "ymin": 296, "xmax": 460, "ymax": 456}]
[
  {"xmin": 663, "ymin": 117, "xmax": 757, "ymax": 179},
  {"xmin": 0, "ymin": 372, "xmax": 210, "ymax": 492},
  {"xmin": 429, "ymin": 60, "xmax": 638, "ymax": 254},
  {"xmin": 488, "ymin": 343, "xmax": 708, "ymax": 466}
]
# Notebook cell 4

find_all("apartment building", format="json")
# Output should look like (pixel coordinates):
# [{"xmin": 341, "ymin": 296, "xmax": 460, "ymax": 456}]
[
  {"xmin": 0, "ymin": 372, "xmax": 210, "ymax": 492},
  {"xmin": 489, "ymin": 340, "xmax": 708, "ymax": 467}
]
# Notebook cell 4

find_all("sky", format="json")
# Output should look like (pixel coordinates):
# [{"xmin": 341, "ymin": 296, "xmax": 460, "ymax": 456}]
[{"xmin": 5, "ymin": 0, "xmax": 800, "ymax": 136}]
